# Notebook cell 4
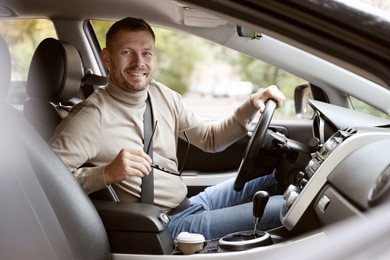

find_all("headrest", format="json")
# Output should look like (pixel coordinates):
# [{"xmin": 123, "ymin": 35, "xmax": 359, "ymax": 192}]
[
  {"xmin": 26, "ymin": 38, "xmax": 84, "ymax": 103},
  {"xmin": 0, "ymin": 36, "xmax": 11, "ymax": 102}
]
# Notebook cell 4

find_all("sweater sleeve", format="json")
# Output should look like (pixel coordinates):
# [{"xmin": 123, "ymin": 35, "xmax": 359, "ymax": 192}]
[
  {"xmin": 49, "ymin": 102, "xmax": 107, "ymax": 194},
  {"xmin": 178, "ymin": 95, "xmax": 258, "ymax": 153}
]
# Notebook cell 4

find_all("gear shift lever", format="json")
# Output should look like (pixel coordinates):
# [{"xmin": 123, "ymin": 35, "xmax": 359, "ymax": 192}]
[
  {"xmin": 218, "ymin": 190, "xmax": 273, "ymax": 251},
  {"xmin": 253, "ymin": 191, "xmax": 269, "ymax": 236}
]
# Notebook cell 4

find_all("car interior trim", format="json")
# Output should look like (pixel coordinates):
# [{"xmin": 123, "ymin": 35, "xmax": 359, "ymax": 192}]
[{"xmin": 282, "ymin": 130, "xmax": 390, "ymax": 230}]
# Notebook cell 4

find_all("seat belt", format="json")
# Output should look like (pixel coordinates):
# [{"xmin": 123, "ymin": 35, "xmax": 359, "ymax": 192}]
[{"xmin": 141, "ymin": 95, "xmax": 154, "ymax": 204}]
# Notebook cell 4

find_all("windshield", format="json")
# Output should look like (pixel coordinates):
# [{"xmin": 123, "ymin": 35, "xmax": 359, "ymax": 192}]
[{"xmin": 347, "ymin": 0, "xmax": 390, "ymax": 15}]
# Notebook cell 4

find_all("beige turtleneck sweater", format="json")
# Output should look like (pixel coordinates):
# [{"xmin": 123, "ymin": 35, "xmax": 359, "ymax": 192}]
[{"xmin": 50, "ymin": 79, "xmax": 257, "ymax": 211}]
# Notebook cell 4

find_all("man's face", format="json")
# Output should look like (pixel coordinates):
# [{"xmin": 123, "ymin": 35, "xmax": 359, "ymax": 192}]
[{"xmin": 102, "ymin": 29, "xmax": 157, "ymax": 92}]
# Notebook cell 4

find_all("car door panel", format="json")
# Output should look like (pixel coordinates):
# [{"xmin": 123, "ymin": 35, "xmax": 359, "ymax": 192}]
[{"xmin": 179, "ymin": 119, "xmax": 313, "ymax": 195}]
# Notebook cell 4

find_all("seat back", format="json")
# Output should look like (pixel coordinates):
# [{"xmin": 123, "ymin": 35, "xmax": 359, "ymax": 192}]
[
  {"xmin": 23, "ymin": 38, "xmax": 84, "ymax": 140},
  {"xmin": 0, "ymin": 36, "xmax": 111, "ymax": 260},
  {"xmin": 23, "ymin": 38, "xmax": 117, "ymax": 200},
  {"xmin": 1, "ymin": 105, "xmax": 112, "ymax": 260}
]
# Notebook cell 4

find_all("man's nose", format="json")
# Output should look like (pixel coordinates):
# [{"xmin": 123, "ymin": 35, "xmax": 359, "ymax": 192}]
[{"xmin": 132, "ymin": 53, "xmax": 144, "ymax": 67}]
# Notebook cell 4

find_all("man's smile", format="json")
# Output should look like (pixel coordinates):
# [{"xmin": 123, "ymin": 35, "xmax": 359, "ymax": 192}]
[{"xmin": 125, "ymin": 70, "xmax": 147, "ymax": 77}]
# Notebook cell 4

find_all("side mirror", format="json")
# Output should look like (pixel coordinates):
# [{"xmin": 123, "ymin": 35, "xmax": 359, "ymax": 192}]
[{"xmin": 294, "ymin": 83, "xmax": 314, "ymax": 119}]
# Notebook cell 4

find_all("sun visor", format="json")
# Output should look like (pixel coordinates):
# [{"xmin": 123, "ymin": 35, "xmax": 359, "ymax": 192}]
[{"xmin": 182, "ymin": 7, "xmax": 227, "ymax": 28}]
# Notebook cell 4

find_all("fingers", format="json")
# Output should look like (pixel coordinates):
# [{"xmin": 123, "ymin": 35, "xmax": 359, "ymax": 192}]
[
  {"xmin": 249, "ymin": 85, "xmax": 286, "ymax": 112},
  {"xmin": 265, "ymin": 85, "xmax": 286, "ymax": 108},
  {"xmin": 104, "ymin": 148, "xmax": 152, "ymax": 185},
  {"xmin": 120, "ymin": 148, "xmax": 152, "ymax": 175},
  {"xmin": 124, "ymin": 148, "xmax": 152, "ymax": 171}
]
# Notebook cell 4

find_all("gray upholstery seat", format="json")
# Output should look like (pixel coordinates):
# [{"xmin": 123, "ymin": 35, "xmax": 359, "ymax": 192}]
[
  {"xmin": 0, "ymin": 36, "xmax": 11, "ymax": 102},
  {"xmin": 0, "ymin": 36, "xmax": 111, "ymax": 260}
]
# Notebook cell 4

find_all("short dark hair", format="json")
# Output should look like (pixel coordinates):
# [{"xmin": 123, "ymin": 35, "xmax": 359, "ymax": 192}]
[{"xmin": 106, "ymin": 17, "xmax": 155, "ymax": 49}]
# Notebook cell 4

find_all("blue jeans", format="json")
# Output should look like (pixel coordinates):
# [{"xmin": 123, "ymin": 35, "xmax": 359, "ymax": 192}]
[{"xmin": 168, "ymin": 173, "xmax": 283, "ymax": 240}]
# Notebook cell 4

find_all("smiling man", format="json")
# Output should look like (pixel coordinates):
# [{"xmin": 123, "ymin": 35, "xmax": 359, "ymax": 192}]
[
  {"xmin": 101, "ymin": 24, "xmax": 156, "ymax": 92},
  {"xmin": 50, "ymin": 17, "xmax": 286, "ymax": 240}
]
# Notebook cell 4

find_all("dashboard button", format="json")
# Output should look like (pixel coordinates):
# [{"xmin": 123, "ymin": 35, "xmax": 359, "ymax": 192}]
[{"xmin": 317, "ymin": 195, "xmax": 330, "ymax": 212}]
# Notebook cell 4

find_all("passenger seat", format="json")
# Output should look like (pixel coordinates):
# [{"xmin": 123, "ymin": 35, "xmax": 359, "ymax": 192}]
[
  {"xmin": 23, "ymin": 37, "xmax": 106, "ymax": 140},
  {"xmin": 1, "ymin": 35, "xmax": 111, "ymax": 260},
  {"xmin": 24, "ymin": 38, "xmax": 84, "ymax": 140},
  {"xmin": 0, "ymin": 37, "xmax": 11, "ymax": 102}
]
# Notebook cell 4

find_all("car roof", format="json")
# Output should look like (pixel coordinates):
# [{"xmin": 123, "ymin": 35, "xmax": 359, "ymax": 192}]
[{"xmin": 1, "ymin": 0, "xmax": 390, "ymax": 90}]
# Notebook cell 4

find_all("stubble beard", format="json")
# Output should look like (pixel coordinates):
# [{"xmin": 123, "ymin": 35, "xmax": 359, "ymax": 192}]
[{"xmin": 119, "ymin": 69, "xmax": 154, "ymax": 92}]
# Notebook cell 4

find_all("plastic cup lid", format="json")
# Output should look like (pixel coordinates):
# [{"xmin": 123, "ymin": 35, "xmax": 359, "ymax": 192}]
[{"xmin": 176, "ymin": 232, "xmax": 205, "ymax": 243}]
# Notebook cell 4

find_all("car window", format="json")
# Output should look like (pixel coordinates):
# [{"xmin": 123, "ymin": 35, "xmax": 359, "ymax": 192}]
[
  {"xmin": 350, "ymin": 96, "xmax": 390, "ymax": 119},
  {"xmin": 91, "ymin": 20, "xmax": 306, "ymax": 120},
  {"xmin": 0, "ymin": 19, "xmax": 57, "ymax": 105}
]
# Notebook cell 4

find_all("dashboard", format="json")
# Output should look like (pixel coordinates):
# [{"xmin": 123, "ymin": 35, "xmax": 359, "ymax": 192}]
[{"xmin": 280, "ymin": 100, "xmax": 390, "ymax": 232}]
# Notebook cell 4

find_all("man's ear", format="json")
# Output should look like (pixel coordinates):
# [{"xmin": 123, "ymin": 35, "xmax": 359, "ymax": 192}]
[{"xmin": 101, "ymin": 48, "xmax": 110, "ymax": 69}]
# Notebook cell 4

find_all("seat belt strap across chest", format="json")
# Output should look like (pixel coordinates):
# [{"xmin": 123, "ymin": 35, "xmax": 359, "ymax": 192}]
[{"xmin": 141, "ymin": 95, "xmax": 154, "ymax": 204}]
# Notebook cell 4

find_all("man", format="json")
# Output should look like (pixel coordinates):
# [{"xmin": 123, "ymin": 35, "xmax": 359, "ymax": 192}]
[{"xmin": 50, "ymin": 17, "xmax": 286, "ymax": 240}]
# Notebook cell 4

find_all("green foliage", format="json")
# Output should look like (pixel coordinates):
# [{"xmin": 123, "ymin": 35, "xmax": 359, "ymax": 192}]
[
  {"xmin": 153, "ymin": 28, "xmax": 207, "ymax": 94},
  {"xmin": 236, "ymin": 54, "xmax": 304, "ymax": 99},
  {"xmin": 91, "ymin": 20, "xmax": 113, "ymax": 48},
  {"xmin": 350, "ymin": 96, "xmax": 390, "ymax": 119},
  {"xmin": 153, "ymin": 28, "xmax": 304, "ymax": 99},
  {"xmin": 0, "ymin": 19, "xmax": 57, "ymax": 80}
]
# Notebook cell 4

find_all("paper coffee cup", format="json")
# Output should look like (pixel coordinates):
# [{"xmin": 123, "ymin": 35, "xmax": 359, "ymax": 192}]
[{"xmin": 176, "ymin": 232, "xmax": 205, "ymax": 255}]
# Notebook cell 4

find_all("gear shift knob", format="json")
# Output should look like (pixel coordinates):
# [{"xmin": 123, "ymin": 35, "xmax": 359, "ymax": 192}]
[
  {"xmin": 253, "ymin": 191, "xmax": 269, "ymax": 235},
  {"xmin": 253, "ymin": 191, "xmax": 269, "ymax": 218},
  {"xmin": 218, "ymin": 190, "xmax": 273, "ymax": 251}
]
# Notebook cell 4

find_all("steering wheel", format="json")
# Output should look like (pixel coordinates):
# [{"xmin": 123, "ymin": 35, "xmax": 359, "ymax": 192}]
[{"xmin": 234, "ymin": 99, "xmax": 277, "ymax": 191}]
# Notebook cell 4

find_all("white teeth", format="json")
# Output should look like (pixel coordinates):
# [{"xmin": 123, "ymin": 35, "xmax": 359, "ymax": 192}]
[{"xmin": 126, "ymin": 71, "xmax": 145, "ymax": 76}]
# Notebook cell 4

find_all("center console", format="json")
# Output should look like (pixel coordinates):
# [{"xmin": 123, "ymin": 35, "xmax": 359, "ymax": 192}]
[{"xmin": 281, "ymin": 127, "xmax": 390, "ymax": 230}]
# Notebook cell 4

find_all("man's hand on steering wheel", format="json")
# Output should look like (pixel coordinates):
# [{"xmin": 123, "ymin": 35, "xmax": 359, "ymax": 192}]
[
  {"xmin": 234, "ymin": 85, "xmax": 286, "ymax": 192},
  {"xmin": 248, "ymin": 85, "xmax": 285, "ymax": 112}
]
